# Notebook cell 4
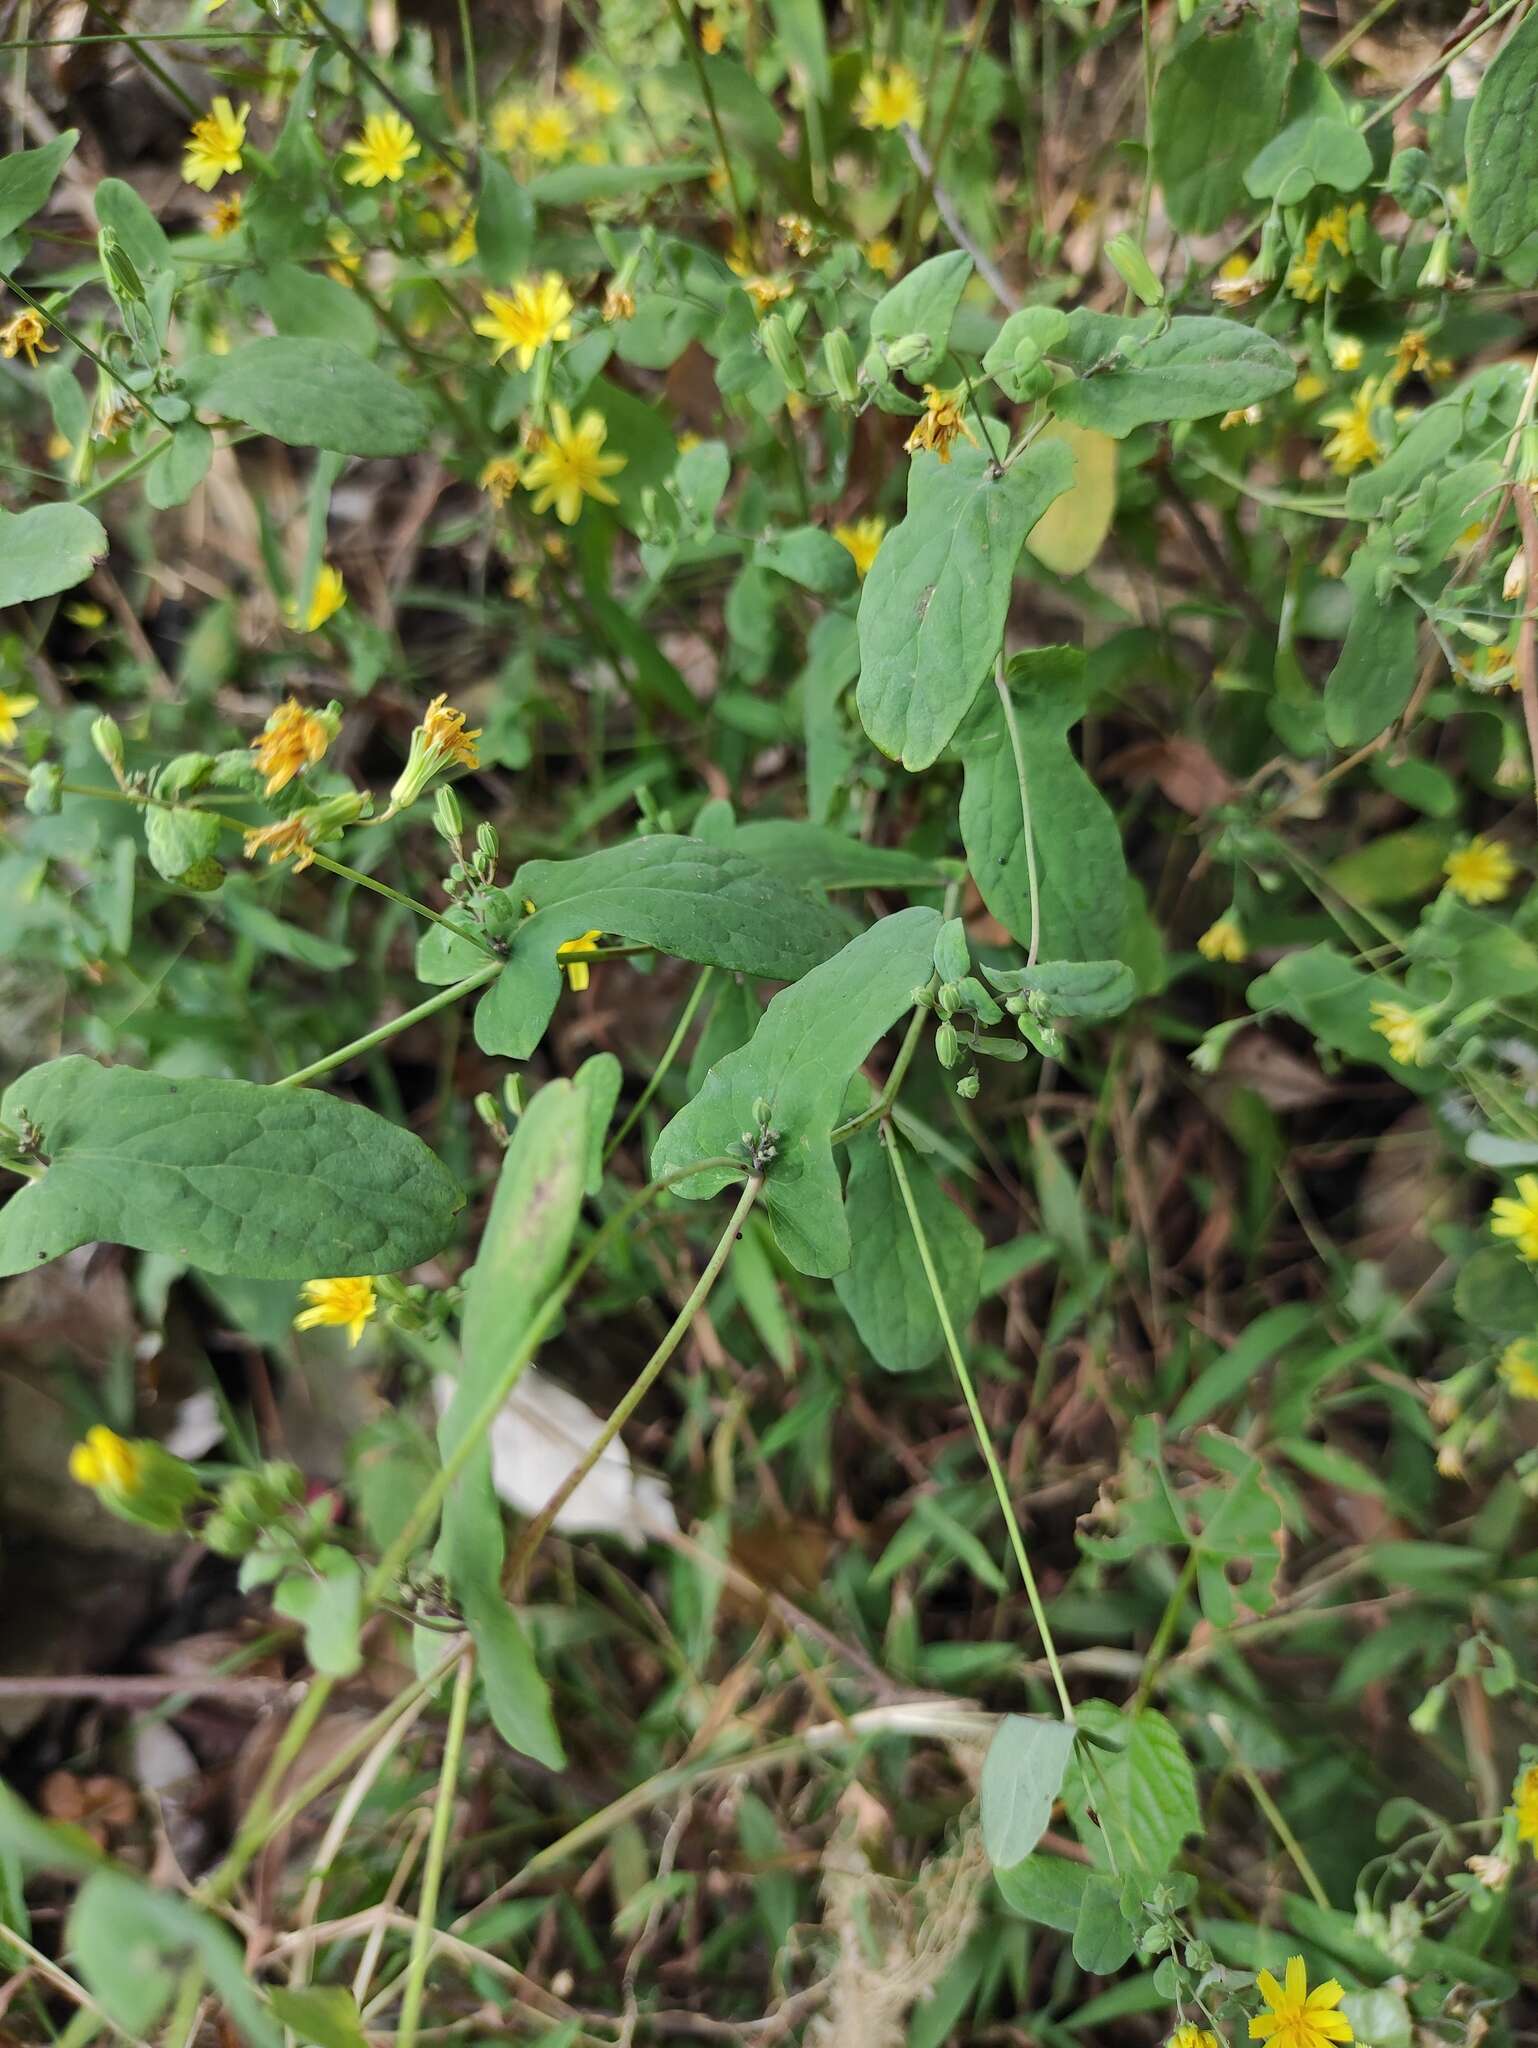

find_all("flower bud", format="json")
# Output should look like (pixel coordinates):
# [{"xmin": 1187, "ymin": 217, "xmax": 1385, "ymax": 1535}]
[
  {"xmin": 955, "ymin": 1070, "xmax": 979, "ymax": 1100},
  {"xmin": 823, "ymin": 326, "xmax": 861, "ymax": 406},
  {"xmin": 476, "ymin": 821, "xmax": 499, "ymax": 865},
  {"xmin": 91, "ymin": 714, "xmax": 125, "ymax": 777},
  {"xmin": 1504, "ymin": 553, "xmax": 1527, "ymax": 602},
  {"xmin": 1104, "ymin": 232, "xmax": 1163, "ymax": 307},
  {"xmin": 68, "ymin": 1426, "xmax": 204, "ymax": 1533},
  {"xmin": 884, "ymin": 332, "xmax": 930, "ymax": 371},
  {"xmin": 761, "ymin": 313, "xmax": 804, "ymax": 392},
  {"xmin": 1419, "ymin": 227, "xmax": 1453, "ymax": 290},
  {"xmin": 434, "ymin": 785, "xmax": 463, "ymax": 846},
  {"xmin": 935, "ymin": 1021, "xmax": 958, "ymax": 1068}
]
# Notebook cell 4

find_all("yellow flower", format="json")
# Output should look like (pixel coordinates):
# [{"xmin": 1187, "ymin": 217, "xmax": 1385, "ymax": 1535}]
[
  {"xmin": 68, "ymin": 1425, "xmax": 143, "ymax": 1494},
  {"xmin": 1220, "ymin": 405, "xmax": 1263, "ymax": 430},
  {"xmin": 778, "ymin": 212, "xmax": 816, "ymax": 257},
  {"xmin": 446, "ymin": 212, "xmax": 477, "ymax": 265},
  {"xmin": 521, "ymin": 404, "xmax": 626, "ymax": 525},
  {"xmin": 1286, "ymin": 203, "xmax": 1362, "ymax": 303},
  {"xmin": 1319, "ymin": 377, "xmax": 1385, "ymax": 475},
  {"xmin": 1499, "ymin": 1339, "xmax": 1538, "ymax": 1401},
  {"xmin": 855, "ymin": 64, "xmax": 924, "ymax": 131},
  {"xmin": 473, "ymin": 274, "xmax": 575, "ymax": 370},
  {"xmin": 207, "ymin": 191, "xmax": 243, "ymax": 237},
  {"xmin": 1328, "ymin": 335, "xmax": 1363, "ymax": 372},
  {"xmin": 0, "ymin": 687, "xmax": 38, "ymax": 744},
  {"xmin": 1197, "ymin": 916, "xmax": 1246, "ymax": 963},
  {"xmin": 325, "ymin": 225, "xmax": 362, "ymax": 284},
  {"xmin": 342, "ymin": 111, "xmax": 421, "ymax": 188},
  {"xmin": 1515, "ymin": 1764, "xmax": 1538, "ymax": 1850},
  {"xmin": 491, "ymin": 99, "xmax": 529, "ymax": 151},
  {"xmin": 1171, "ymin": 2027, "xmax": 1222, "ymax": 2048},
  {"xmin": 904, "ymin": 386, "xmax": 976, "ymax": 464},
  {"xmin": 244, "ymin": 814, "xmax": 320, "ymax": 872},
  {"xmin": 1459, "ymin": 638, "xmax": 1516, "ymax": 691},
  {"xmin": 1492, "ymin": 1174, "xmax": 1538, "ymax": 1261},
  {"xmin": 565, "ymin": 66, "xmax": 621, "ymax": 115},
  {"xmin": 0, "ymin": 309, "xmax": 56, "ymax": 368},
  {"xmin": 833, "ymin": 516, "xmax": 886, "ymax": 579},
  {"xmin": 285, "ymin": 562, "xmax": 347, "ymax": 633},
  {"xmin": 559, "ymin": 930, "xmax": 603, "ymax": 992},
  {"xmin": 1294, "ymin": 371, "xmax": 1327, "ymax": 403},
  {"xmin": 1369, "ymin": 999, "xmax": 1428, "ymax": 1067},
  {"xmin": 528, "ymin": 104, "xmax": 575, "ymax": 161},
  {"xmin": 480, "ymin": 454, "xmax": 522, "ymax": 505},
  {"xmin": 742, "ymin": 274, "xmax": 792, "ymax": 315},
  {"xmin": 386, "ymin": 694, "xmax": 482, "ymax": 813},
  {"xmin": 1444, "ymin": 835, "xmax": 1517, "ymax": 905},
  {"xmin": 295, "ymin": 1275, "xmax": 377, "ymax": 1346},
  {"xmin": 864, "ymin": 236, "xmax": 899, "ymax": 277},
  {"xmin": 700, "ymin": 16, "xmax": 725, "ymax": 52},
  {"xmin": 1248, "ymin": 1957, "xmax": 1351, "ymax": 2048},
  {"xmin": 64, "ymin": 600, "xmax": 106, "ymax": 629},
  {"xmin": 1211, "ymin": 266, "xmax": 1264, "ymax": 307},
  {"xmin": 1391, "ymin": 329, "xmax": 1452, "ymax": 384},
  {"xmin": 182, "ymin": 96, "xmax": 248, "ymax": 189},
  {"xmin": 251, "ymin": 698, "xmax": 334, "ymax": 796}
]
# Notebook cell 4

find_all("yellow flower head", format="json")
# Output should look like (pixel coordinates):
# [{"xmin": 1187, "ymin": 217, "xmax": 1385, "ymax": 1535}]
[
  {"xmin": 1514, "ymin": 1764, "xmax": 1538, "ymax": 1850},
  {"xmin": 1197, "ymin": 916, "xmax": 1246, "ymax": 963},
  {"xmin": 183, "ymin": 96, "xmax": 248, "ymax": 190},
  {"xmin": 446, "ymin": 212, "xmax": 477, "ymax": 265},
  {"xmin": 864, "ymin": 236, "xmax": 899, "ymax": 278},
  {"xmin": 387, "ymin": 695, "xmax": 482, "ymax": 813},
  {"xmin": 1328, "ymin": 335, "xmax": 1363, "ymax": 373},
  {"xmin": 778, "ymin": 212, "xmax": 816, "ymax": 257},
  {"xmin": 1286, "ymin": 203, "xmax": 1363, "ymax": 303},
  {"xmin": 1170, "ymin": 2027, "xmax": 1222, "ymax": 2048},
  {"xmin": 1499, "ymin": 1339, "xmax": 1538, "ymax": 1401},
  {"xmin": 521, "ymin": 404, "xmax": 626, "ymax": 525},
  {"xmin": 904, "ymin": 386, "xmax": 977, "ymax": 465},
  {"xmin": 1492, "ymin": 1174, "xmax": 1538, "ymax": 1262},
  {"xmin": 1248, "ymin": 1957, "xmax": 1352, "ymax": 2048},
  {"xmin": 528, "ymin": 104, "xmax": 575, "ymax": 161},
  {"xmin": 295, "ymin": 1275, "xmax": 377, "ymax": 1346},
  {"xmin": 1444, "ymin": 835, "xmax": 1517, "ymax": 905},
  {"xmin": 473, "ymin": 274, "xmax": 575, "ymax": 370},
  {"xmin": 1458, "ymin": 638, "xmax": 1516, "ymax": 692},
  {"xmin": 325, "ymin": 225, "xmax": 362, "ymax": 284},
  {"xmin": 1392, "ymin": 328, "xmax": 1452, "ymax": 384},
  {"xmin": 208, "ymin": 191, "xmax": 244, "ymax": 238},
  {"xmin": 0, "ymin": 309, "xmax": 57, "ymax": 368},
  {"xmin": 833, "ymin": 516, "xmax": 886, "ymax": 580},
  {"xmin": 700, "ymin": 15, "xmax": 725, "ymax": 52},
  {"xmin": 69, "ymin": 1425, "xmax": 144, "ymax": 1495},
  {"xmin": 0, "ymin": 687, "xmax": 39, "ymax": 744},
  {"xmin": 491, "ymin": 99, "xmax": 529, "ymax": 151},
  {"xmin": 480, "ymin": 453, "xmax": 522, "ymax": 505},
  {"xmin": 251, "ymin": 698, "xmax": 335, "ymax": 796},
  {"xmin": 285, "ymin": 562, "xmax": 347, "ymax": 633},
  {"xmin": 559, "ymin": 930, "xmax": 603, "ymax": 992},
  {"xmin": 1319, "ymin": 377, "xmax": 1385, "ymax": 475},
  {"xmin": 565, "ymin": 66, "xmax": 621, "ymax": 115},
  {"xmin": 1294, "ymin": 371, "xmax": 1327, "ymax": 404},
  {"xmin": 244, "ymin": 814, "xmax": 320, "ymax": 872},
  {"xmin": 342, "ymin": 111, "xmax": 421, "ymax": 188},
  {"xmin": 1369, "ymin": 999, "xmax": 1428, "ymax": 1067},
  {"xmin": 855, "ymin": 64, "xmax": 924, "ymax": 132},
  {"xmin": 742, "ymin": 274, "xmax": 792, "ymax": 315}
]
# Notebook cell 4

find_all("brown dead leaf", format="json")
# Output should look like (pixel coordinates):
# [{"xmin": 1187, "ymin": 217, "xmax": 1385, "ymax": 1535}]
[
  {"xmin": 1218, "ymin": 1029, "xmax": 1338, "ymax": 1110},
  {"xmin": 1104, "ymin": 737, "xmax": 1237, "ymax": 815},
  {"xmin": 40, "ymin": 1770, "xmax": 137, "ymax": 1847}
]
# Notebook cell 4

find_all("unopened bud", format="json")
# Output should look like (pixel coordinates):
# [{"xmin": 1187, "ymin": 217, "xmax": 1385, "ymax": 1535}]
[
  {"xmin": 761, "ymin": 313, "xmax": 804, "ymax": 392},
  {"xmin": 434, "ymin": 785, "xmax": 463, "ymax": 846},
  {"xmin": 91, "ymin": 714, "xmax": 125, "ymax": 777},
  {"xmin": 1504, "ymin": 553, "xmax": 1528, "ymax": 602},
  {"xmin": 1105, "ymin": 232, "xmax": 1162, "ymax": 307},
  {"xmin": 823, "ymin": 327, "xmax": 860, "ymax": 406},
  {"xmin": 935, "ymin": 1021, "xmax": 958, "ymax": 1068},
  {"xmin": 1419, "ymin": 228, "xmax": 1453, "ymax": 290},
  {"xmin": 98, "ymin": 227, "xmax": 146, "ymax": 307},
  {"xmin": 474, "ymin": 1091, "xmax": 509, "ymax": 1145},
  {"xmin": 955, "ymin": 1070, "xmax": 979, "ymax": 1100},
  {"xmin": 475, "ymin": 821, "xmax": 498, "ymax": 865},
  {"xmin": 884, "ymin": 332, "xmax": 929, "ymax": 371}
]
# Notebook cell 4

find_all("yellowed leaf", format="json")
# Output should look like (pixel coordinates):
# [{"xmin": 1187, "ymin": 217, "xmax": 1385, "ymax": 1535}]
[{"xmin": 1025, "ymin": 421, "xmax": 1117, "ymax": 577}]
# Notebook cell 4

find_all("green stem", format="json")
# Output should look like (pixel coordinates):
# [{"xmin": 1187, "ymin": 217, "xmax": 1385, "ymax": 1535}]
[
  {"xmin": 272, "ymin": 963, "xmax": 501, "ymax": 1089},
  {"xmin": 1132, "ymin": 1549, "xmax": 1199, "ymax": 1714},
  {"xmin": 1214, "ymin": 1719, "xmax": 1331, "ymax": 1909},
  {"xmin": 396, "ymin": 1647, "xmax": 475, "ymax": 2048},
  {"xmin": 455, "ymin": 0, "xmax": 479, "ymax": 133},
  {"xmin": 885, "ymin": 1130, "xmax": 1073, "ymax": 1719},
  {"xmin": 604, "ymin": 966, "xmax": 714, "ymax": 1162},
  {"xmin": 993, "ymin": 655, "xmax": 1041, "ymax": 970},
  {"xmin": 0, "ymin": 26, "xmax": 298, "ymax": 43},
  {"xmin": 208, "ymin": 1677, "xmax": 335, "ymax": 1901},
  {"xmin": 664, "ymin": 0, "xmax": 750, "ymax": 245},
  {"xmin": 299, "ymin": 0, "xmax": 467, "ymax": 176},
  {"xmin": 1362, "ymin": 0, "xmax": 1526, "ymax": 128},
  {"xmin": 307, "ymin": 852, "xmax": 498, "ymax": 952},
  {"xmin": 362, "ymin": 1154, "xmax": 742, "ymax": 1605},
  {"xmin": 83, "ymin": 0, "xmax": 200, "ymax": 115},
  {"xmin": 830, "ymin": 989, "xmax": 936, "ymax": 1145},
  {"xmin": 506, "ymin": 1174, "xmax": 763, "ymax": 1584},
  {"xmin": 0, "ymin": 270, "xmax": 171, "ymax": 426}
]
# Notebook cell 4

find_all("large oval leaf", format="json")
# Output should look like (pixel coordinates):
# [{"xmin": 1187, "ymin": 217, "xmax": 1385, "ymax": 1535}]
[
  {"xmin": 833, "ymin": 1130, "xmax": 982, "ymax": 1372},
  {"xmin": 0, "ymin": 502, "xmax": 108, "ymax": 606},
  {"xmin": 192, "ymin": 337, "xmax": 432, "ymax": 455},
  {"xmin": 1050, "ymin": 313, "xmax": 1295, "ymax": 439},
  {"xmin": 0, "ymin": 1058, "xmax": 463, "ymax": 1278},
  {"xmin": 1467, "ymin": 4, "xmax": 1538, "ymax": 259}
]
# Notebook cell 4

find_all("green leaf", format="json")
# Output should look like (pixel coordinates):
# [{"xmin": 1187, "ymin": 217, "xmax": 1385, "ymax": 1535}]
[
  {"xmin": 868, "ymin": 250, "xmax": 973, "ymax": 382},
  {"xmin": 984, "ymin": 958, "xmax": 1136, "ymax": 1020},
  {"xmin": 528, "ymin": 160, "xmax": 710, "ymax": 204},
  {"xmin": 833, "ymin": 1131, "xmax": 983, "ymax": 1371},
  {"xmin": 0, "ymin": 502, "xmax": 108, "ymax": 607},
  {"xmin": 1153, "ymin": 0, "xmax": 1298, "ymax": 233},
  {"xmin": 1245, "ymin": 945, "xmax": 1437, "ymax": 1093},
  {"xmin": 272, "ymin": 1547, "xmax": 364, "ymax": 1677},
  {"xmin": 727, "ymin": 819, "xmax": 952, "ymax": 891},
  {"xmin": 1025, "ymin": 422, "xmax": 1118, "ymax": 577},
  {"xmin": 1072, "ymin": 1874, "xmax": 1137, "ymax": 1975},
  {"xmin": 0, "ymin": 130, "xmax": 77, "ymax": 241},
  {"xmin": 995, "ymin": 1850, "xmax": 1088, "ymax": 1931},
  {"xmin": 192, "ymin": 338, "xmax": 432, "ymax": 456},
  {"xmin": 144, "ymin": 802, "xmax": 223, "ymax": 888},
  {"xmin": 1323, "ymin": 541, "xmax": 1419, "ymax": 748},
  {"xmin": 1325, "ymin": 827, "xmax": 1450, "ymax": 906},
  {"xmin": 573, "ymin": 1050, "xmax": 622, "ymax": 1194},
  {"xmin": 856, "ymin": 440, "xmax": 1076, "ymax": 772},
  {"xmin": 1244, "ymin": 112, "xmax": 1372, "ymax": 203},
  {"xmin": 755, "ymin": 525, "xmax": 856, "ymax": 594},
  {"xmin": 980, "ymin": 1715, "xmax": 1078, "ymax": 1869},
  {"xmin": 234, "ymin": 263, "xmax": 377, "ymax": 356},
  {"xmin": 0, "ymin": 1058, "xmax": 464, "ymax": 1279},
  {"xmin": 437, "ymin": 1080, "xmax": 591, "ymax": 1769},
  {"xmin": 1064, "ymin": 1702, "xmax": 1199, "ymax": 1876},
  {"xmin": 71, "ymin": 1869, "xmax": 280, "ymax": 2046},
  {"xmin": 1467, "ymin": 5, "xmax": 1538, "ymax": 258},
  {"xmin": 652, "ymin": 909, "xmax": 942, "ymax": 1276},
  {"xmin": 1050, "ymin": 312, "xmax": 1295, "ymax": 438},
  {"xmin": 0, "ymin": 1780, "xmax": 101, "ymax": 1873},
  {"xmin": 477, "ymin": 156, "xmax": 535, "ymax": 283},
  {"xmin": 465, "ymin": 836, "xmax": 848, "ymax": 1060},
  {"xmin": 769, "ymin": 0, "xmax": 830, "ymax": 98},
  {"xmin": 1454, "ymin": 1245, "xmax": 1538, "ymax": 1337},
  {"xmin": 268, "ymin": 1987, "xmax": 368, "ymax": 2048},
  {"xmin": 145, "ymin": 423, "xmax": 215, "ymax": 511},
  {"xmin": 956, "ymin": 647, "xmax": 1129, "ymax": 961},
  {"xmin": 94, "ymin": 174, "xmax": 172, "ymax": 278}
]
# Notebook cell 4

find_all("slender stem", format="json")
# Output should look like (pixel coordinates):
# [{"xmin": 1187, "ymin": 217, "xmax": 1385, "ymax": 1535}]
[
  {"xmin": 1362, "ymin": 0, "xmax": 1526, "ymax": 128},
  {"xmin": 0, "ymin": 26, "xmax": 298, "ymax": 43},
  {"xmin": 307, "ymin": 852, "xmax": 498, "ymax": 952},
  {"xmin": 665, "ymin": 0, "xmax": 750, "ymax": 244},
  {"xmin": 273, "ymin": 963, "xmax": 501, "ymax": 1089},
  {"xmin": 830, "ymin": 988, "xmax": 936, "ymax": 1145},
  {"xmin": 396, "ymin": 1647, "xmax": 475, "ymax": 2048},
  {"xmin": 207, "ymin": 1676, "xmax": 336, "ymax": 1901},
  {"xmin": 362, "ymin": 1154, "xmax": 741, "ymax": 1604},
  {"xmin": 455, "ymin": 0, "xmax": 479, "ymax": 133},
  {"xmin": 506, "ymin": 1174, "xmax": 763, "ymax": 1584},
  {"xmin": 82, "ymin": 0, "xmax": 200, "ymax": 115},
  {"xmin": 1322, "ymin": 0, "xmax": 1408, "ymax": 68},
  {"xmin": 300, "ymin": 0, "xmax": 466, "ymax": 175},
  {"xmin": 885, "ymin": 1129, "xmax": 1073, "ymax": 1719},
  {"xmin": 993, "ymin": 656, "xmax": 1042, "ymax": 970},
  {"xmin": 0, "ymin": 270, "xmax": 171, "ymax": 426},
  {"xmin": 1214, "ymin": 1719, "xmax": 1331, "ymax": 1909},
  {"xmin": 605, "ymin": 966, "xmax": 714, "ymax": 1162},
  {"xmin": 1132, "ymin": 1549, "xmax": 1199, "ymax": 1714}
]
